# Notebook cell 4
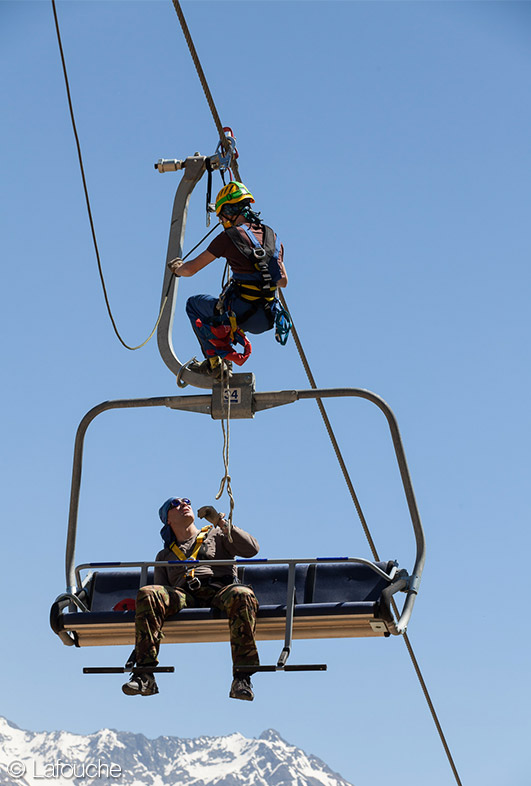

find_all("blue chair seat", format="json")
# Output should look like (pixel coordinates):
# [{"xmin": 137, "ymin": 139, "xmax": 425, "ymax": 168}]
[{"xmin": 52, "ymin": 561, "xmax": 397, "ymax": 646}]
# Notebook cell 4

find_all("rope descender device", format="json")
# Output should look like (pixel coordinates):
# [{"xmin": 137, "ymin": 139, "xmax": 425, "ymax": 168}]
[{"xmin": 214, "ymin": 127, "xmax": 239, "ymax": 174}]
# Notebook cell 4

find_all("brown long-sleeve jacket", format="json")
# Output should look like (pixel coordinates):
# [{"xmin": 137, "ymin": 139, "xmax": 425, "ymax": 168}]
[{"xmin": 153, "ymin": 525, "xmax": 259, "ymax": 589}]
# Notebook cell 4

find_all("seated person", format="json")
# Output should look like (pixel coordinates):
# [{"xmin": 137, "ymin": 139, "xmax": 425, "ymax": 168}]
[{"xmin": 122, "ymin": 496, "xmax": 260, "ymax": 701}]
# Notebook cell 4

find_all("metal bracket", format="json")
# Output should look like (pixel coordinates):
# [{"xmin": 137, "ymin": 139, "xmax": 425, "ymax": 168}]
[
  {"xmin": 154, "ymin": 158, "xmax": 185, "ymax": 173},
  {"xmin": 369, "ymin": 621, "xmax": 390, "ymax": 634},
  {"xmin": 406, "ymin": 573, "xmax": 422, "ymax": 594},
  {"xmin": 211, "ymin": 373, "xmax": 256, "ymax": 419}
]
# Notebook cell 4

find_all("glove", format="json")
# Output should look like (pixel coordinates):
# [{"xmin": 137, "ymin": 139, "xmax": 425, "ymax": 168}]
[
  {"xmin": 168, "ymin": 258, "xmax": 184, "ymax": 276},
  {"xmin": 198, "ymin": 505, "xmax": 224, "ymax": 525}
]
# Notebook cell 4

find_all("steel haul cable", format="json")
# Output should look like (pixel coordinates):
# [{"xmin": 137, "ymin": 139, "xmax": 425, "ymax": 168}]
[
  {"xmin": 171, "ymin": 0, "xmax": 241, "ymax": 183},
  {"xmin": 172, "ymin": 4, "xmax": 463, "ymax": 784}
]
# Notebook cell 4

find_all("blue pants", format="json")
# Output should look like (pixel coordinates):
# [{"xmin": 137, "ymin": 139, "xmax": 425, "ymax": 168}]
[{"xmin": 186, "ymin": 294, "xmax": 272, "ymax": 358}]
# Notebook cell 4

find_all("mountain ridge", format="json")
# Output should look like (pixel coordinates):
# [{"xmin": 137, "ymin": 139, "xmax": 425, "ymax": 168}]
[{"xmin": 0, "ymin": 717, "xmax": 353, "ymax": 786}]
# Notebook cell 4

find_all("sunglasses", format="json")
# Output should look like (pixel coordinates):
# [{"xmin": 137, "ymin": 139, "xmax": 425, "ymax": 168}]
[{"xmin": 170, "ymin": 498, "xmax": 191, "ymax": 509}]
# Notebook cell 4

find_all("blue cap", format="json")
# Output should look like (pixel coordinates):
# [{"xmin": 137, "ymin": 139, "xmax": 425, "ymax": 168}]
[
  {"xmin": 159, "ymin": 497, "xmax": 176, "ymax": 547},
  {"xmin": 159, "ymin": 498, "xmax": 176, "ymax": 526}
]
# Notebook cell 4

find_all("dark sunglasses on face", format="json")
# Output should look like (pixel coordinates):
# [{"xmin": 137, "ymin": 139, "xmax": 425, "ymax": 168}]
[{"xmin": 170, "ymin": 498, "xmax": 191, "ymax": 509}]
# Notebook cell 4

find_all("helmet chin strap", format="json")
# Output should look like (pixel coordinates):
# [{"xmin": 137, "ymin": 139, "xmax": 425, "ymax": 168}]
[
  {"xmin": 221, "ymin": 205, "xmax": 245, "ymax": 229},
  {"xmin": 221, "ymin": 204, "xmax": 262, "ymax": 230}
]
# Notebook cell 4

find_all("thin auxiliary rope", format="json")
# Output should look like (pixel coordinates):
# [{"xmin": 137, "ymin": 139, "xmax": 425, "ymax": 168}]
[
  {"xmin": 279, "ymin": 294, "xmax": 463, "ymax": 786},
  {"xmin": 171, "ymin": 0, "xmax": 241, "ymax": 183},
  {"xmin": 51, "ymin": 0, "xmax": 169, "ymax": 351},
  {"xmin": 172, "ymin": 8, "xmax": 462, "ymax": 782},
  {"xmin": 215, "ymin": 366, "xmax": 234, "ymax": 541}
]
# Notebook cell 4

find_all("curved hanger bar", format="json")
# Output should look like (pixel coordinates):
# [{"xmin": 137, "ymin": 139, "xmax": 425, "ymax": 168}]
[{"xmin": 157, "ymin": 154, "xmax": 215, "ymax": 390}]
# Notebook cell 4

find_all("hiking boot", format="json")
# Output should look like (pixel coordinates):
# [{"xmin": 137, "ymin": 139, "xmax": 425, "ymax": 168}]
[
  {"xmin": 188, "ymin": 357, "xmax": 232, "ymax": 380},
  {"xmin": 121, "ymin": 672, "xmax": 159, "ymax": 697},
  {"xmin": 229, "ymin": 674, "xmax": 254, "ymax": 701}
]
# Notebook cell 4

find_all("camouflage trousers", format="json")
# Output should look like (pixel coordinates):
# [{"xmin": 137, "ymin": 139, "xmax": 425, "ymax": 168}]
[{"xmin": 134, "ymin": 582, "xmax": 259, "ymax": 674}]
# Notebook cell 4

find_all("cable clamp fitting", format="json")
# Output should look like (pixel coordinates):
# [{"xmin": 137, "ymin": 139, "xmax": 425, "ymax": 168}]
[{"xmin": 406, "ymin": 573, "xmax": 422, "ymax": 594}]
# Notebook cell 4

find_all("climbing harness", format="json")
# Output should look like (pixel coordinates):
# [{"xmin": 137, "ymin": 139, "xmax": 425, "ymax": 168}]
[
  {"xmin": 222, "ymin": 223, "xmax": 292, "ymax": 345},
  {"xmin": 169, "ymin": 525, "xmax": 213, "ymax": 589},
  {"xmin": 227, "ymin": 224, "xmax": 278, "ymax": 292},
  {"xmin": 180, "ymin": 218, "xmax": 287, "ymax": 368}
]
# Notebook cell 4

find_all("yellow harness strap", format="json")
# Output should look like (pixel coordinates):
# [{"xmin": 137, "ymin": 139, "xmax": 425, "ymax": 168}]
[
  {"xmin": 238, "ymin": 281, "xmax": 276, "ymax": 302},
  {"xmin": 228, "ymin": 313, "xmax": 239, "ymax": 340},
  {"xmin": 169, "ymin": 526, "xmax": 212, "ymax": 577}
]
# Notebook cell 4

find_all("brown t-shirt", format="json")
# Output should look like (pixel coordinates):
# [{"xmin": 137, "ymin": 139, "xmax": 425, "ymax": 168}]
[{"xmin": 207, "ymin": 224, "xmax": 285, "ymax": 280}]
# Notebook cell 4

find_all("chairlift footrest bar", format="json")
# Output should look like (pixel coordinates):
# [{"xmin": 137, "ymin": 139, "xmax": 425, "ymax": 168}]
[
  {"xmin": 82, "ymin": 667, "xmax": 175, "ymax": 675},
  {"xmin": 236, "ymin": 664, "xmax": 327, "ymax": 673}
]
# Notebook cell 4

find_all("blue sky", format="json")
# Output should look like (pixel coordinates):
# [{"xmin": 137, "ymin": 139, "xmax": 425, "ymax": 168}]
[{"xmin": 2, "ymin": 1, "xmax": 531, "ymax": 784}]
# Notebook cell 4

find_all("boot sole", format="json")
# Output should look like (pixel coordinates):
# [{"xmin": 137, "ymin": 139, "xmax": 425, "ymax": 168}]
[
  {"xmin": 122, "ymin": 684, "xmax": 159, "ymax": 697},
  {"xmin": 229, "ymin": 691, "xmax": 254, "ymax": 701}
]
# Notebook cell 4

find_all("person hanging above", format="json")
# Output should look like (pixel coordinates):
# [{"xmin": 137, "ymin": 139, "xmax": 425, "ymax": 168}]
[
  {"xmin": 167, "ymin": 181, "xmax": 288, "ymax": 378},
  {"xmin": 121, "ymin": 496, "xmax": 260, "ymax": 700}
]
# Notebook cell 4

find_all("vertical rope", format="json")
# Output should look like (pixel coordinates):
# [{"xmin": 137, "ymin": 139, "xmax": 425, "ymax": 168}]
[{"xmin": 215, "ymin": 365, "xmax": 234, "ymax": 541}]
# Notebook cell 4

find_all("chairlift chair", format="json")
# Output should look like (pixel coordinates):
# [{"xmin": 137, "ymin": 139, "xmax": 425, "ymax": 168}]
[{"xmin": 50, "ymin": 144, "xmax": 426, "ymax": 674}]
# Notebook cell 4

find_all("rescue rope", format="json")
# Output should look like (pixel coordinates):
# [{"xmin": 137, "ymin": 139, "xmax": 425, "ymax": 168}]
[
  {"xmin": 170, "ymin": 7, "xmax": 462, "ymax": 784},
  {"xmin": 171, "ymin": 0, "xmax": 241, "ymax": 182},
  {"xmin": 215, "ymin": 365, "xmax": 234, "ymax": 541},
  {"xmin": 51, "ymin": 0, "xmax": 172, "ymax": 351}
]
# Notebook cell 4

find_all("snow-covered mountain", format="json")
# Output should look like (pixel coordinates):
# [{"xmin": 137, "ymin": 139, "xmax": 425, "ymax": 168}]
[{"xmin": 0, "ymin": 717, "xmax": 353, "ymax": 786}]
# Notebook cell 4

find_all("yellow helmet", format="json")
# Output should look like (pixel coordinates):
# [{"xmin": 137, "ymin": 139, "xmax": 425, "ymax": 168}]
[{"xmin": 215, "ymin": 181, "xmax": 255, "ymax": 216}]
